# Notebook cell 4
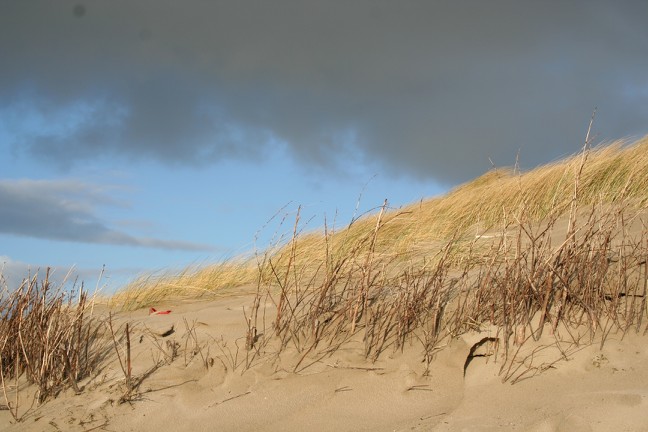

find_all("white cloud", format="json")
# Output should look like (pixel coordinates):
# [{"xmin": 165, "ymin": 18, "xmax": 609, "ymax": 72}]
[{"xmin": 0, "ymin": 255, "xmax": 72, "ymax": 290}]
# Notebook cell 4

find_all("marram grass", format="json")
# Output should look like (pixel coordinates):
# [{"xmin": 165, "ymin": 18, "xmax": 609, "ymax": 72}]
[
  {"xmin": 112, "ymin": 136, "xmax": 648, "ymax": 310},
  {"xmin": 110, "ymin": 259, "xmax": 259, "ymax": 310}
]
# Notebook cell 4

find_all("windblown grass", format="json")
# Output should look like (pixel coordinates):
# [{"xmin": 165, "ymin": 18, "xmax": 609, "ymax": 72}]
[
  {"xmin": 300, "ymin": 136, "xmax": 648, "ymax": 262},
  {"xmin": 2, "ymin": 135, "xmax": 647, "ymax": 420},
  {"xmin": 114, "ymin": 136, "xmax": 648, "ymax": 310},
  {"xmin": 110, "ymin": 259, "xmax": 259, "ymax": 311},
  {"xmin": 243, "ymin": 164, "xmax": 648, "ymax": 379}
]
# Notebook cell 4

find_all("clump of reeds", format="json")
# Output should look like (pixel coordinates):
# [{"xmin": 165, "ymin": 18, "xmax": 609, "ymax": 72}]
[
  {"xmin": 104, "ymin": 133, "xmax": 648, "ymax": 383},
  {"xmin": 243, "ymin": 132, "xmax": 648, "ymax": 379},
  {"xmin": 245, "ymin": 194, "xmax": 647, "ymax": 379},
  {"xmin": 0, "ymin": 269, "xmax": 103, "ymax": 421},
  {"xmin": 243, "ymin": 201, "xmax": 463, "ymax": 372}
]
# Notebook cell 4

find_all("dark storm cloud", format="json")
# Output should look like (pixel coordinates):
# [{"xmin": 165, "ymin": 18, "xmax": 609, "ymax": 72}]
[
  {"xmin": 0, "ymin": 179, "xmax": 212, "ymax": 250},
  {"xmin": 1, "ymin": 1, "xmax": 647, "ymax": 183}
]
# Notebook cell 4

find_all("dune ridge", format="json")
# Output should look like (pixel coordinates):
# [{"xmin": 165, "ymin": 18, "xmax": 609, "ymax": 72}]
[{"xmin": 2, "ymin": 136, "xmax": 648, "ymax": 431}]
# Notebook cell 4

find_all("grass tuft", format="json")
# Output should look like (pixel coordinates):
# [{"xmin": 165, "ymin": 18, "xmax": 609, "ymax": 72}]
[
  {"xmin": 113, "ymin": 136, "xmax": 648, "ymax": 309},
  {"xmin": 0, "ymin": 269, "xmax": 105, "ymax": 421}
]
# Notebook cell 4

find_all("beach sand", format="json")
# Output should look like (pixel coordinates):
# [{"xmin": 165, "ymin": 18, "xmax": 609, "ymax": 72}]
[{"xmin": 2, "ymin": 290, "xmax": 647, "ymax": 432}]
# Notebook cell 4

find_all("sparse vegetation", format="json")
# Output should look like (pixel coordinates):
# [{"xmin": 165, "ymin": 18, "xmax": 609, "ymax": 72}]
[
  {"xmin": 236, "ymin": 134, "xmax": 648, "ymax": 378},
  {"xmin": 0, "ymin": 270, "xmax": 105, "ymax": 421},
  {"xmin": 113, "ymin": 136, "xmax": 648, "ymax": 309},
  {"xmin": 2, "ymin": 134, "xmax": 648, "ymax": 424},
  {"xmin": 244, "ymin": 188, "xmax": 647, "ymax": 379},
  {"xmin": 110, "ymin": 259, "xmax": 258, "ymax": 311}
]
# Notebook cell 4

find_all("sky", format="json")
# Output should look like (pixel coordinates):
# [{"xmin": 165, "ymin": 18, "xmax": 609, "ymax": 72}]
[{"xmin": 1, "ymin": 1, "xmax": 647, "ymax": 292}]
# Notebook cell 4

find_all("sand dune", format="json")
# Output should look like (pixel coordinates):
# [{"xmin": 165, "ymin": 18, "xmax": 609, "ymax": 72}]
[
  {"xmin": 4, "ymin": 140, "xmax": 648, "ymax": 431},
  {"xmin": 2, "ymin": 290, "xmax": 647, "ymax": 432}
]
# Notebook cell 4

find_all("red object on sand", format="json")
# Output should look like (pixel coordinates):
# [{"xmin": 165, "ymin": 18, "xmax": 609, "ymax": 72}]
[{"xmin": 149, "ymin": 307, "xmax": 172, "ymax": 315}]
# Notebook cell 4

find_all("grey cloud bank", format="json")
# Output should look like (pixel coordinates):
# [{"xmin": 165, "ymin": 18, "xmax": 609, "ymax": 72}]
[
  {"xmin": 0, "ymin": 179, "xmax": 212, "ymax": 250},
  {"xmin": 1, "ymin": 1, "xmax": 647, "ymax": 183}
]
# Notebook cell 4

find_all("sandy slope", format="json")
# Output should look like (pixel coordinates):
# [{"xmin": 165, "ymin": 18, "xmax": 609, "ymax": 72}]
[{"xmin": 2, "ymin": 292, "xmax": 647, "ymax": 432}]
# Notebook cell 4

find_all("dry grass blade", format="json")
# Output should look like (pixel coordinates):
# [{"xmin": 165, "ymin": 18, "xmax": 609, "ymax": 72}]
[
  {"xmin": 0, "ymin": 269, "xmax": 104, "ymax": 421},
  {"xmin": 232, "ymin": 135, "xmax": 648, "ymax": 379},
  {"xmin": 112, "ymin": 136, "xmax": 648, "ymax": 311}
]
